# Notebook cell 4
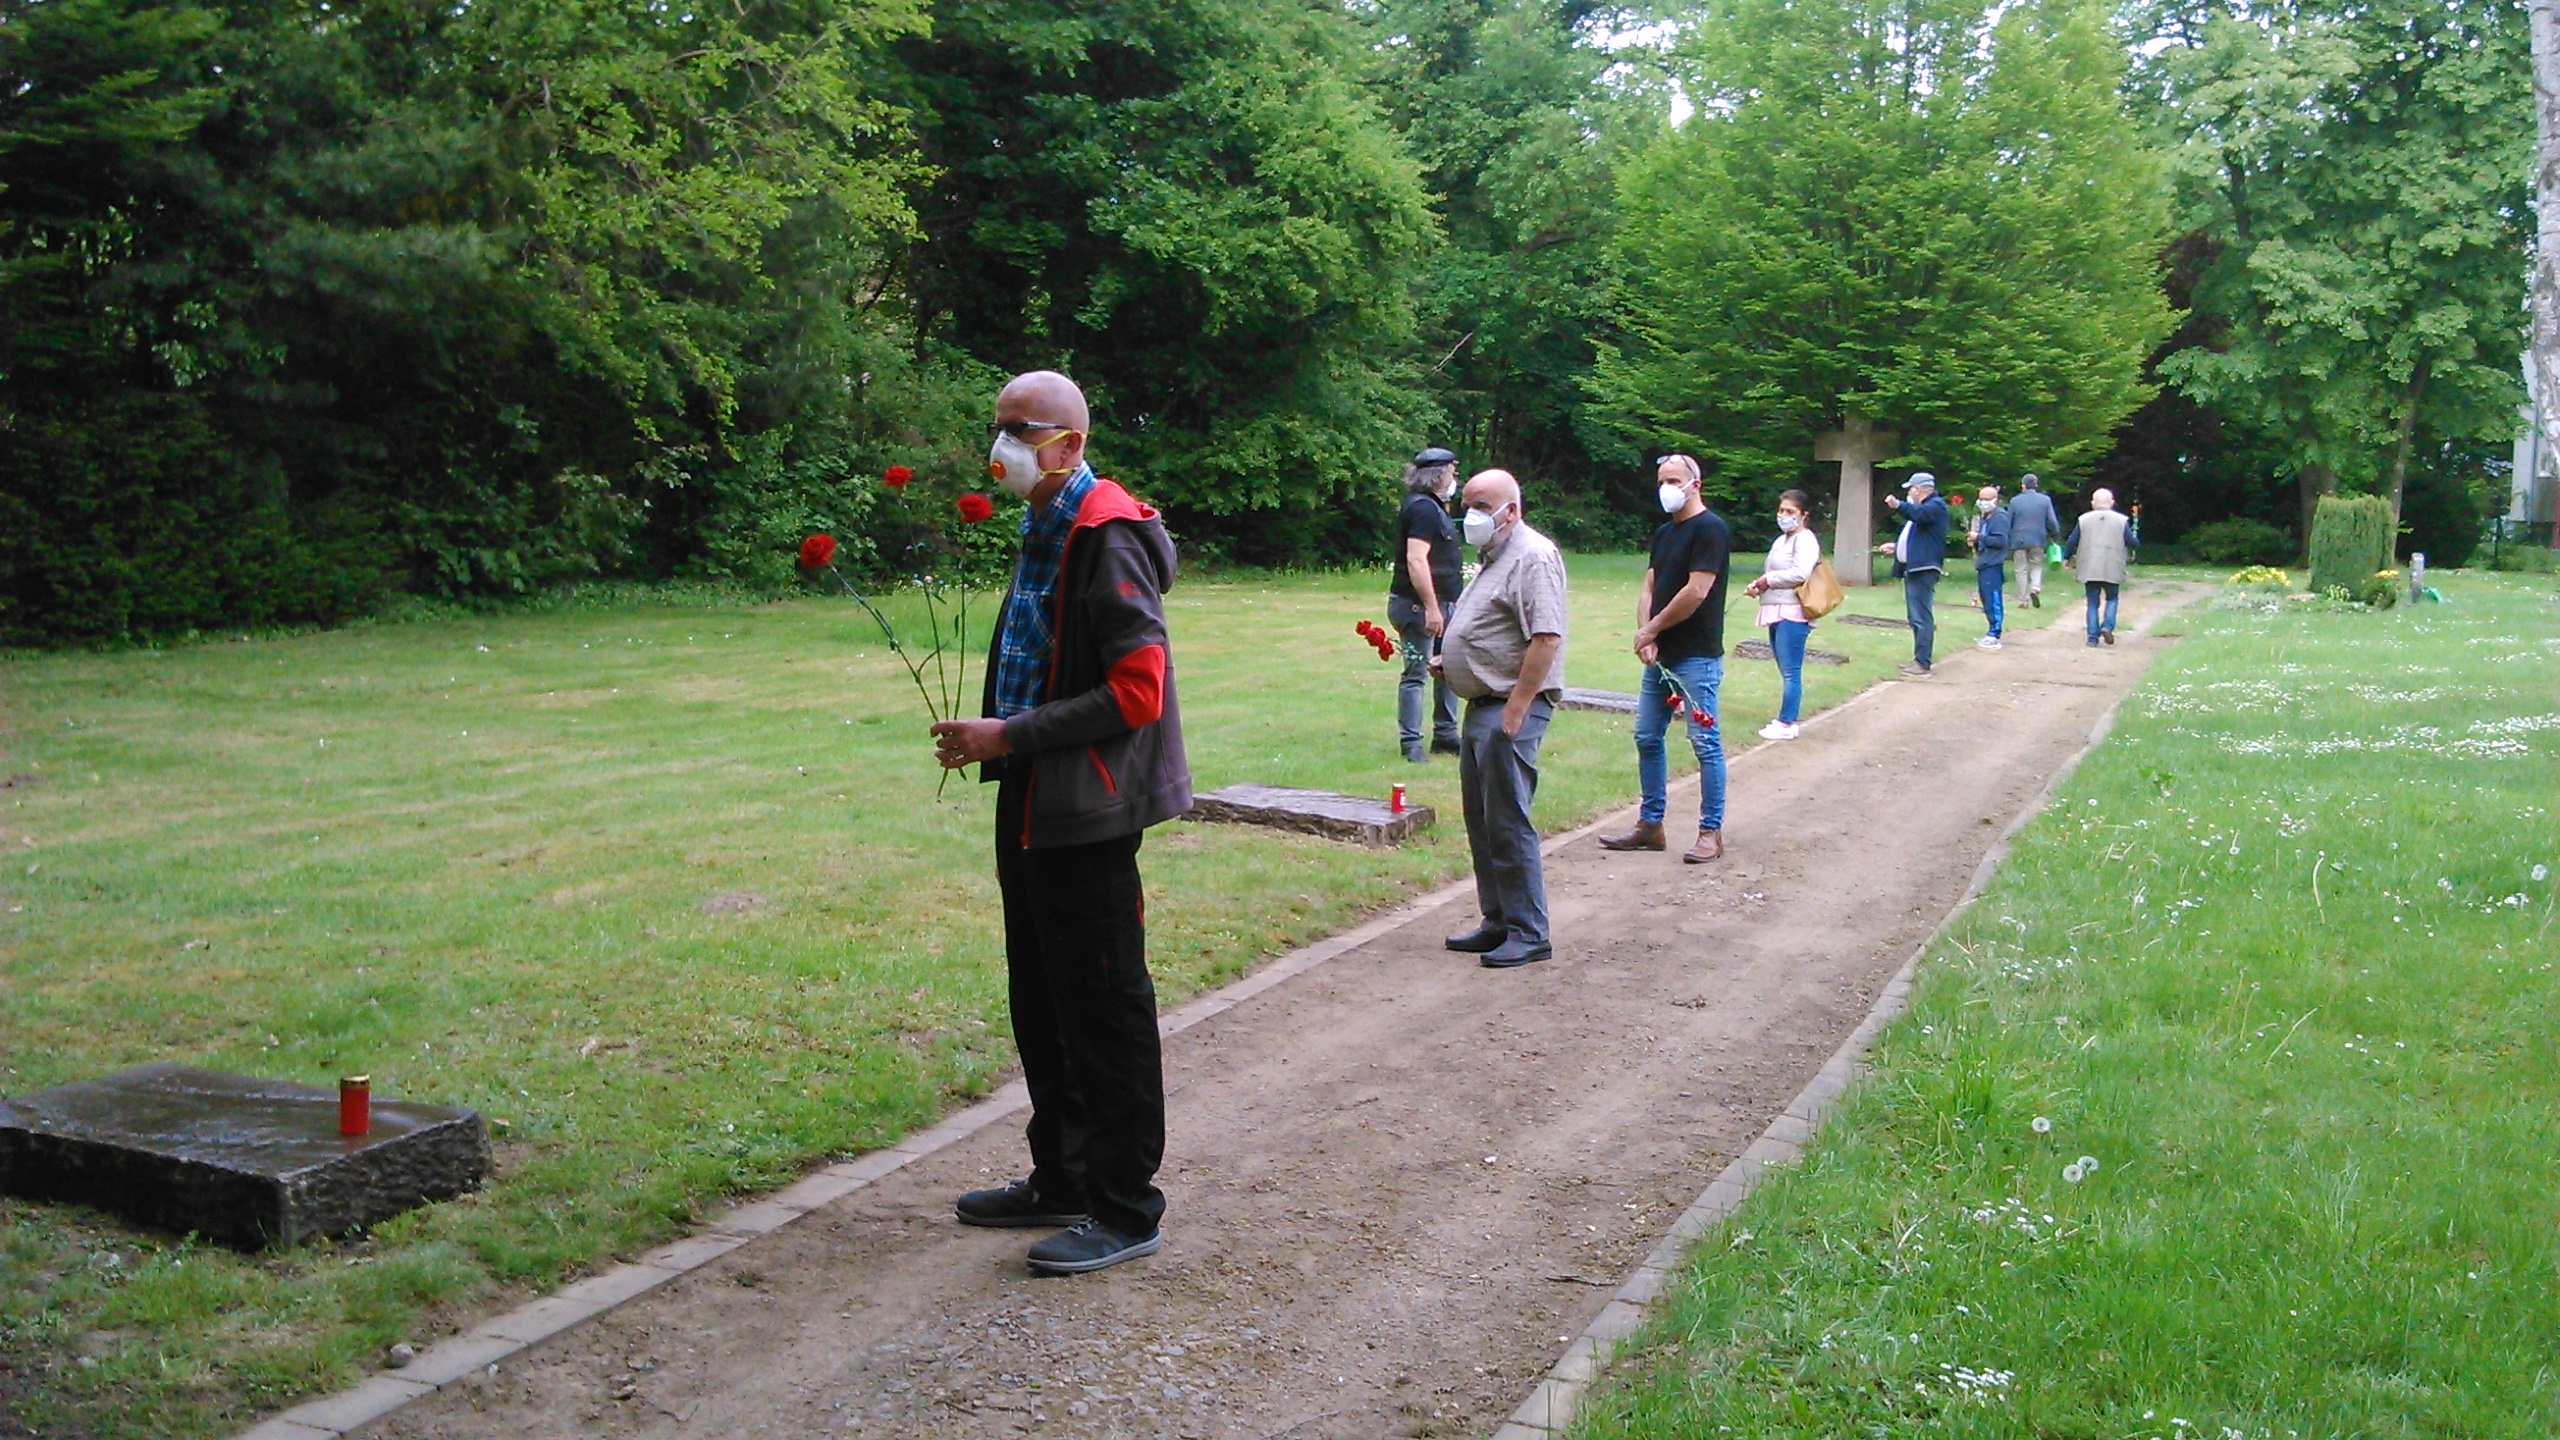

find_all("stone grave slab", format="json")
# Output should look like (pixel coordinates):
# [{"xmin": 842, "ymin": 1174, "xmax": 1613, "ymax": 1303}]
[
  {"xmin": 1832, "ymin": 613, "xmax": 1911, "ymax": 629},
  {"xmin": 1188, "ymin": 784, "xmax": 1433, "ymax": 846},
  {"xmin": 1729, "ymin": 639, "xmax": 1848, "ymax": 666},
  {"xmin": 0, "ymin": 1064, "xmax": 490, "ymax": 1250},
  {"xmin": 1558, "ymin": 688, "xmax": 1640, "ymax": 714}
]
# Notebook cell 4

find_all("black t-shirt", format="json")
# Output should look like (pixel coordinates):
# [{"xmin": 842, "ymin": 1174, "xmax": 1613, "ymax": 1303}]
[
  {"xmin": 1390, "ymin": 493, "xmax": 1461, "ymax": 603},
  {"xmin": 1648, "ymin": 508, "xmax": 1732, "ymax": 661}
]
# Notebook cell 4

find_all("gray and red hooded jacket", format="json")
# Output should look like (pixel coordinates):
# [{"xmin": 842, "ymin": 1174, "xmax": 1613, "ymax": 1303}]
[{"xmin": 978, "ymin": 477, "xmax": 1192, "ymax": 848}]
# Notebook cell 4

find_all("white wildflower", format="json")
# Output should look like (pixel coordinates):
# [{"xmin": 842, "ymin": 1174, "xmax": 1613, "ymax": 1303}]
[{"xmin": 2031, "ymin": 1116, "xmax": 2053, "ymax": 1134}]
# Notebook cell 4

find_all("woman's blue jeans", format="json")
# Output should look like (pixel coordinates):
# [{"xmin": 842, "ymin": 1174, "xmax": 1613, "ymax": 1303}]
[
  {"xmin": 1767, "ymin": 620, "xmax": 1809, "ymax": 723},
  {"xmin": 1634, "ymin": 655, "xmax": 1726, "ymax": 831}
]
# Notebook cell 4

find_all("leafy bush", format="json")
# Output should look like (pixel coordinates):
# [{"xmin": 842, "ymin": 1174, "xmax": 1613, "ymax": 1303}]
[
  {"xmin": 2308, "ymin": 494, "xmax": 2396, "ymax": 594},
  {"xmin": 2184, "ymin": 516, "xmax": 2295, "ymax": 567},
  {"xmin": 2226, "ymin": 565, "xmax": 2291, "ymax": 587},
  {"xmin": 2486, "ymin": 544, "xmax": 2558, "ymax": 574},
  {"xmin": 2353, "ymin": 570, "xmax": 2401, "ymax": 608}
]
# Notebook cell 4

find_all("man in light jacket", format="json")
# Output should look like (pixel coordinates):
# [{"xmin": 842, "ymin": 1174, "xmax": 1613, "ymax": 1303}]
[
  {"xmin": 2006, "ymin": 473, "xmax": 2061, "ymax": 607},
  {"xmin": 2063, "ymin": 488, "xmax": 2138, "ymax": 646}
]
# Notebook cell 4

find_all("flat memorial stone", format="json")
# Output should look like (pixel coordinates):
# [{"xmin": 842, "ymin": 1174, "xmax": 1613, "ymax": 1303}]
[
  {"xmin": 1558, "ymin": 688, "xmax": 1640, "ymax": 714},
  {"xmin": 1730, "ymin": 639, "xmax": 1849, "ymax": 665},
  {"xmin": 0, "ymin": 1064, "xmax": 490, "ymax": 1250},
  {"xmin": 1188, "ymin": 784, "xmax": 1433, "ymax": 846}
]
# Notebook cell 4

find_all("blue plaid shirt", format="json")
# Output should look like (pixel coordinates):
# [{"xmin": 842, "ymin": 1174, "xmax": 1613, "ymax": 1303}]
[{"xmin": 992, "ymin": 464, "xmax": 1097, "ymax": 720}]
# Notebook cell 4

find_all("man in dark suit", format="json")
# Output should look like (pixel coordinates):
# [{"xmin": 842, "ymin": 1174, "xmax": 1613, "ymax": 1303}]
[{"xmin": 1875, "ymin": 471, "xmax": 1949, "ymax": 675}]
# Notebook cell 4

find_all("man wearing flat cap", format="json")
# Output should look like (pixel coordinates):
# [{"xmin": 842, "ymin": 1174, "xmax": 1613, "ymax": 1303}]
[
  {"xmin": 1876, "ymin": 471, "xmax": 1949, "ymax": 676},
  {"xmin": 1386, "ymin": 446, "xmax": 1463, "ymax": 762}
]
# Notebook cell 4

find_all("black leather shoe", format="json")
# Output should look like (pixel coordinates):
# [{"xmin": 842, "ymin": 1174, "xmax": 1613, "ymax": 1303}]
[
  {"xmin": 1481, "ymin": 938, "xmax": 1552, "ymax": 969},
  {"xmin": 1026, "ymin": 1221, "xmax": 1162, "ymax": 1275},
  {"xmin": 1445, "ymin": 922, "xmax": 1507, "ymax": 953},
  {"xmin": 956, "ymin": 1178, "xmax": 1088, "ymax": 1229},
  {"xmin": 1430, "ymin": 736, "xmax": 1462, "ymax": 755}
]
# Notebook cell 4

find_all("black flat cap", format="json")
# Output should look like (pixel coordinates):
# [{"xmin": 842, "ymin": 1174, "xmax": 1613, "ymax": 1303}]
[{"xmin": 1412, "ymin": 446, "xmax": 1457, "ymax": 466}]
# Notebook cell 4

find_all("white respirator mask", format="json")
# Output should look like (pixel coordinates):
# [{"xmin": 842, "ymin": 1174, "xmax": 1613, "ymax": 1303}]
[
  {"xmin": 988, "ymin": 432, "xmax": 1074, "ymax": 500},
  {"xmin": 1462, "ymin": 507, "xmax": 1501, "ymax": 548},
  {"xmin": 1657, "ymin": 483, "xmax": 1688, "ymax": 514}
]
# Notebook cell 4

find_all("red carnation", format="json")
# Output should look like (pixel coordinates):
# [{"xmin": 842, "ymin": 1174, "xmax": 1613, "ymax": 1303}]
[
  {"xmin": 955, "ymin": 493, "xmax": 996, "ymax": 524},
  {"xmin": 798, "ymin": 534, "xmax": 838, "ymax": 569},
  {"xmin": 883, "ymin": 465, "xmax": 913, "ymax": 489},
  {"xmin": 1357, "ymin": 621, "xmax": 1378, "ymax": 638}
]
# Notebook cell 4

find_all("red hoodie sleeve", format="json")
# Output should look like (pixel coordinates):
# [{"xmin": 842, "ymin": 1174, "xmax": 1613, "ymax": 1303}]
[{"xmin": 1105, "ymin": 644, "xmax": 1166, "ymax": 727}]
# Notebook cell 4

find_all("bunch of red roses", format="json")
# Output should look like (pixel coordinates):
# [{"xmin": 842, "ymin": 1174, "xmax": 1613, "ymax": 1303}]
[
  {"xmin": 1657, "ymin": 669, "xmax": 1717, "ymax": 728},
  {"xmin": 1352, "ymin": 620, "xmax": 1399, "ymax": 664},
  {"xmin": 800, "ymin": 464, "xmax": 1003, "ymax": 794}
]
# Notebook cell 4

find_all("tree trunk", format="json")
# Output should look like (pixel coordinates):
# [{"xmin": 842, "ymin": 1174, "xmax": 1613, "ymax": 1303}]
[
  {"xmin": 2384, "ymin": 357, "xmax": 2432, "ymax": 531},
  {"xmin": 2532, "ymin": 0, "xmax": 2560, "ymax": 503},
  {"xmin": 2298, "ymin": 460, "xmax": 2336, "ymax": 544}
]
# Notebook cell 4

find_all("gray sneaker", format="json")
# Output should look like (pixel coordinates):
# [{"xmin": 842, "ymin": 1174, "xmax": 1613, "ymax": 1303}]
[{"xmin": 1026, "ymin": 1221, "xmax": 1162, "ymax": 1275}]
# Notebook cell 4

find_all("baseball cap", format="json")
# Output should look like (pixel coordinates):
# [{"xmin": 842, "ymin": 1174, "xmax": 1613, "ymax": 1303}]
[
  {"xmin": 1903, "ymin": 471, "xmax": 1937, "ymax": 489},
  {"xmin": 1412, "ymin": 446, "xmax": 1457, "ymax": 467}
]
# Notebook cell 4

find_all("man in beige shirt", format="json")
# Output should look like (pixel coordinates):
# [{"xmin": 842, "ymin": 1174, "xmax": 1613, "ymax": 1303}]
[{"xmin": 1433, "ymin": 469, "xmax": 1568, "ymax": 968}]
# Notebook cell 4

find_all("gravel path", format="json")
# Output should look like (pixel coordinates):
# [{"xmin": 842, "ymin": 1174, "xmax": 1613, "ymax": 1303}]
[{"xmin": 358, "ymin": 583, "xmax": 2205, "ymax": 1440}]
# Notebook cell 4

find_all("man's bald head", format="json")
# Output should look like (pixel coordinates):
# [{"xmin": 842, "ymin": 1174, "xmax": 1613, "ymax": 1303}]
[
  {"xmin": 2091, "ymin": 487, "xmax": 2116, "ymax": 510},
  {"xmin": 995, "ymin": 370, "xmax": 1090, "ymax": 432},
  {"xmin": 1463, "ymin": 469, "xmax": 1520, "ymax": 511}
]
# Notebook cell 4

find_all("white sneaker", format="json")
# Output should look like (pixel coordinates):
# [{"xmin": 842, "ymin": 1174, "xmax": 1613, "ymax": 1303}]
[
  {"xmin": 1976, "ymin": 636, "xmax": 2002, "ymax": 650},
  {"xmin": 1757, "ymin": 720, "xmax": 1799, "ymax": 741}
]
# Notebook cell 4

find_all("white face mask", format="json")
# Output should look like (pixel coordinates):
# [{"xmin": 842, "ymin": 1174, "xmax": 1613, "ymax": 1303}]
[
  {"xmin": 1657, "ymin": 483, "xmax": 1688, "ymax": 514},
  {"xmin": 988, "ymin": 432, "xmax": 1069, "ymax": 500},
  {"xmin": 1776, "ymin": 513, "xmax": 1802, "ymax": 534},
  {"xmin": 1977, "ymin": 499, "xmax": 1996, "ymax": 513},
  {"xmin": 1462, "ymin": 506, "xmax": 1502, "ymax": 547}
]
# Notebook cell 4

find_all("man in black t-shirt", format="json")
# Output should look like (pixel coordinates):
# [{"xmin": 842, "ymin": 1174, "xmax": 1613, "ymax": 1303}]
[
  {"xmin": 1386, "ymin": 446, "xmax": 1463, "ymax": 761},
  {"xmin": 1598, "ymin": 453, "xmax": 1732, "ymax": 864}
]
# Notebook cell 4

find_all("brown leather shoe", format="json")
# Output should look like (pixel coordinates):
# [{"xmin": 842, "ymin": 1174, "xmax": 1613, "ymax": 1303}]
[
  {"xmin": 1682, "ymin": 829, "xmax": 1724, "ymax": 864},
  {"xmin": 1597, "ymin": 820, "xmax": 1666, "ymax": 852}
]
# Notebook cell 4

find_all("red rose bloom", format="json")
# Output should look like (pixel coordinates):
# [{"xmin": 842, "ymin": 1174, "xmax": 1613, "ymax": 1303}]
[
  {"xmin": 798, "ymin": 534, "xmax": 837, "ymax": 569},
  {"xmin": 955, "ymin": 492, "xmax": 996, "ymax": 524},
  {"xmin": 883, "ymin": 465, "xmax": 913, "ymax": 489}
]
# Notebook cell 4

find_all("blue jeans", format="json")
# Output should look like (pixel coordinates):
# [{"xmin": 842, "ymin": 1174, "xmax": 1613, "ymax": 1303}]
[
  {"xmin": 1387, "ymin": 592, "xmax": 1458, "ymax": 757},
  {"xmin": 1459, "ymin": 696, "xmax": 1552, "ymax": 946},
  {"xmin": 1903, "ymin": 571, "xmax": 1939, "ymax": 667},
  {"xmin": 1767, "ymin": 620, "xmax": 1809, "ymax": 723},
  {"xmin": 1978, "ymin": 563, "xmax": 2006, "ymax": 638},
  {"xmin": 2085, "ymin": 581, "xmax": 2119, "ymax": 640},
  {"xmin": 1634, "ymin": 655, "xmax": 1727, "ymax": 831}
]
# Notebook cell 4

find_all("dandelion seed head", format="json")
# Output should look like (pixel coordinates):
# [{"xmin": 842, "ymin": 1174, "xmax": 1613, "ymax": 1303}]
[{"xmin": 2031, "ymin": 1115, "xmax": 2052, "ymax": 1134}]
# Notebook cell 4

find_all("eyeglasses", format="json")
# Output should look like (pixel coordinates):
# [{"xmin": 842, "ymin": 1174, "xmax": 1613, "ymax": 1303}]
[{"xmin": 988, "ymin": 420, "xmax": 1075, "ymax": 442}]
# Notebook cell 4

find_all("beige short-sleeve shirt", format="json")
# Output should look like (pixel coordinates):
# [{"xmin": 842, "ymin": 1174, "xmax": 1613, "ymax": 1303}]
[{"xmin": 1441, "ymin": 523, "xmax": 1569, "ymax": 701}]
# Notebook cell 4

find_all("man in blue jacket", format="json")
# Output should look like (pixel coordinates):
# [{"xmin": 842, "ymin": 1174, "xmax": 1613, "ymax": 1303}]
[
  {"xmin": 2005, "ymin": 473, "xmax": 2061, "ymax": 607},
  {"xmin": 931, "ymin": 369, "xmax": 1193, "ymax": 1276},
  {"xmin": 1968, "ymin": 484, "xmax": 2012, "ymax": 651},
  {"xmin": 1876, "ymin": 471, "xmax": 1949, "ymax": 675}
]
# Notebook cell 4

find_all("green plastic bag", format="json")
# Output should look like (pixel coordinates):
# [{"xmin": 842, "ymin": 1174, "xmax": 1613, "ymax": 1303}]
[{"xmin": 2046, "ymin": 541, "xmax": 2063, "ymax": 563}]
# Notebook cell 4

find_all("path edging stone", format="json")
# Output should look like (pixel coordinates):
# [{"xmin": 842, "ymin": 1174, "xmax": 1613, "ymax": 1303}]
[{"xmin": 1488, "ymin": 599, "xmax": 2187, "ymax": 1439}]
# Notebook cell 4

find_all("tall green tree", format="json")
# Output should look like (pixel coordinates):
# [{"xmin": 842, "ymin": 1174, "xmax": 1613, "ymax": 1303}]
[
  {"xmin": 2140, "ymin": 0, "xmax": 2529, "ymax": 534},
  {"xmin": 0, "ymin": 0, "xmax": 934, "ymax": 642},
  {"xmin": 1362, "ymin": 0, "xmax": 1656, "ymax": 533},
  {"xmin": 1588, "ymin": 0, "xmax": 2172, "ymax": 505},
  {"xmin": 896, "ymin": 0, "xmax": 1441, "ymax": 564}
]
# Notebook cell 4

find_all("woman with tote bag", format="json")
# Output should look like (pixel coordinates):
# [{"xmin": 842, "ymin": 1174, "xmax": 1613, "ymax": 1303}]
[{"xmin": 1743, "ymin": 489, "xmax": 1827, "ymax": 740}]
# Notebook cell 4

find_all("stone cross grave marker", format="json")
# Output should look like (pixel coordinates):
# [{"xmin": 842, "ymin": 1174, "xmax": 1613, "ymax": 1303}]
[{"xmin": 1814, "ymin": 413, "xmax": 1898, "ymax": 588}]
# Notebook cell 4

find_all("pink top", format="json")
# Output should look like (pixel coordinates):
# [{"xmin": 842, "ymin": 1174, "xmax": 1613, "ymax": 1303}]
[{"xmin": 1755, "ymin": 530, "xmax": 1821, "ymax": 627}]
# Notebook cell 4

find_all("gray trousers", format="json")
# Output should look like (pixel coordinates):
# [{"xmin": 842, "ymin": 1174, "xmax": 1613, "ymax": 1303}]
[{"xmin": 1459, "ymin": 694, "xmax": 1552, "ymax": 947}]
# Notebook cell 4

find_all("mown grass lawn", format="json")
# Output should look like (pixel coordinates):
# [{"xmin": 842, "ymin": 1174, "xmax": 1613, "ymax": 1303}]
[
  {"xmin": 0, "ymin": 550, "xmax": 1969, "ymax": 1438},
  {"xmin": 1575, "ymin": 570, "xmax": 2560, "ymax": 1439}
]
